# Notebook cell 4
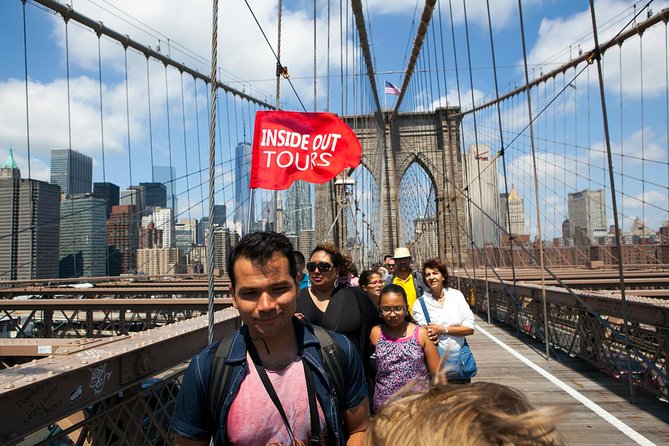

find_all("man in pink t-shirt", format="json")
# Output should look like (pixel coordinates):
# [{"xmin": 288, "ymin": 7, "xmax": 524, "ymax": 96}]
[{"xmin": 173, "ymin": 232, "xmax": 370, "ymax": 446}]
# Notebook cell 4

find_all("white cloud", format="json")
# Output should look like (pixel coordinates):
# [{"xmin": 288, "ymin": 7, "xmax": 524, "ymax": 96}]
[
  {"xmin": 527, "ymin": 0, "xmax": 669, "ymax": 98},
  {"xmin": 0, "ymin": 76, "xmax": 134, "ymax": 157}
]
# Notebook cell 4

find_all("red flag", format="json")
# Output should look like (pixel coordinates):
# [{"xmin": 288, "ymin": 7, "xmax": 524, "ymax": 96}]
[{"xmin": 250, "ymin": 110, "xmax": 362, "ymax": 190}]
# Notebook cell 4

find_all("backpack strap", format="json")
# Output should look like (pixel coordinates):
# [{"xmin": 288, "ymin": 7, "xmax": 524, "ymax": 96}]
[
  {"xmin": 208, "ymin": 333, "xmax": 235, "ymax": 442},
  {"xmin": 311, "ymin": 324, "xmax": 346, "ymax": 410},
  {"xmin": 418, "ymin": 297, "xmax": 431, "ymax": 324},
  {"xmin": 207, "ymin": 322, "xmax": 347, "ymax": 440}
]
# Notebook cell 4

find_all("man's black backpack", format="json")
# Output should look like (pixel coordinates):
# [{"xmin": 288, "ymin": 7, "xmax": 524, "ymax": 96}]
[{"xmin": 207, "ymin": 322, "xmax": 346, "ymax": 430}]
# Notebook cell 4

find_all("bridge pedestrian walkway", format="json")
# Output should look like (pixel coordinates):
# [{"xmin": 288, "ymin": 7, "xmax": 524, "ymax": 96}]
[{"xmin": 468, "ymin": 315, "xmax": 669, "ymax": 445}]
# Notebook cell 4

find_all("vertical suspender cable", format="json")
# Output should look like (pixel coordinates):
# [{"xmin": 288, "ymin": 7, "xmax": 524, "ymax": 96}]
[
  {"xmin": 123, "ymin": 45, "xmax": 133, "ymax": 188},
  {"xmin": 485, "ymin": 0, "xmax": 519, "ymax": 331},
  {"xmin": 181, "ymin": 72, "xmax": 193, "ymax": 227},
  {"xmin": 640, "ymin": 37, "xmax": 646, "ymax": 243},
  {"xmin": 462, "ymin": 0, "xmax": 490, "ymax": 323},
  {"xmin": 326, "ymin": 0, "xmax": 331, "ymax": 112},
  {"xmin": 274, "ymin": 0, "xmax": 283, "ymax": 233},
  {"xmin": 164, "ymin": 65, "xmax": 174, "ymax": 217},
  {"xmin": 666, "ymin": 23, "xmax": 669, "ymax": 225},
  {"xmin": 22, "ymin": 0, "xmax": 34, "ymax": 279},
  {"xmin": 586, "ymin": 0, "xmax": 633, "ymax": 399},
  {"xmin": 64, "ymin": 15, "xmax": 72, "ymax": 152},
  {"xmin": 449, "ymin": 0, "xmax": 475, "ymax": 291},
  {"xmin": 207, "ymin": 0, "xmax": 219, "ymax": 345},
  {"xmin": 146, "ymin": 56, "xmax": 155, "ymax": 182},
  {"xmin": 98, "ymin": 32, "xmax": 110, "ymax": 276},
  {"xmin": 97, "ymin": 33, "xmax": 106, "ymax": 182},
  {"xmin": 517, "ymin": 0, "xmax": 549, "ymax": 360},
  {"xmin": 194, "ymin": 78, "xmax": 206, "ymax": 224},
  {"xmin": 314, "ymin": 0, "xmax": 317, "ymax": 112}
]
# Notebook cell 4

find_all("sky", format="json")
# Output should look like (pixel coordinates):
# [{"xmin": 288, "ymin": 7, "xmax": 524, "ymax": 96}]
[{"xmin": 1, "ymin": 0, "xmax": 668, "ymax": 241}]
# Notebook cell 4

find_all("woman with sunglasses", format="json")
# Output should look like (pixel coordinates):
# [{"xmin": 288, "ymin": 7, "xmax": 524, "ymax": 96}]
[
  {"xmin": 371, "ymin": 284, "xmax": 440, "ymax": 412},
  {"xmin": 297, "ymin": 243, "xmax": 381, "ymax": 377}
]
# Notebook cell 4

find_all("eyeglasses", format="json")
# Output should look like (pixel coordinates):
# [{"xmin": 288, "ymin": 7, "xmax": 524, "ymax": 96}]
[
  {"xmin": 385, "ymin": 263, "xmax": 396, "ymax": 269},
  {"xmin": 367, "ymin": 280, "xmax": 384, "ymax": 286},
  {"xmin": 306, "ymin": 261, "xmax": 333, "ymax": 273},
  {"xmin": 380, "ymin": 306, "xmax": 407, "ymax": 315}
]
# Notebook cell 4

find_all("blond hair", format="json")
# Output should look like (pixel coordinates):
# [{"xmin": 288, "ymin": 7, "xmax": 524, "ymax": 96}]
[{"xmin": 366, "ymin": 382, "xmax": 565, "ymax": 446}]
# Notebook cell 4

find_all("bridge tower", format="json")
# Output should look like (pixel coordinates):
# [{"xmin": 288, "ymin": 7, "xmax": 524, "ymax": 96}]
[{"xmin": 314, "ymin": 108, "xmax": 468, "ymax": 268}]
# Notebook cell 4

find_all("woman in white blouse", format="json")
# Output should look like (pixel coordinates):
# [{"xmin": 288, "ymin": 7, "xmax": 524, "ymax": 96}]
[{"xmin": 412, "ymin": 257, "xmax": 475, "ymax": 382}]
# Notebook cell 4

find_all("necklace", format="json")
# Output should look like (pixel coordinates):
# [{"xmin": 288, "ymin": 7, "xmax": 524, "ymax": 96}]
[{"xmin": 385, "ymin": 321, "xmax": 409, "ymax": 339}]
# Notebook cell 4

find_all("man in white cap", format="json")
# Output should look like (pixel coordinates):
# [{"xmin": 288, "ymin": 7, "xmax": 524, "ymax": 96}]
[{"xmin": 384, "ymin": 247, "xmax": 426, "ymax": 315}]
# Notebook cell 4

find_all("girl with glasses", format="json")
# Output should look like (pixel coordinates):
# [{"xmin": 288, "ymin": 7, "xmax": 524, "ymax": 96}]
[
  {"xmin": 296, "ymin": 243, "xmax": 381, "ymax": 381},
  {"xmin": 370, "ymin": 284, "xmax": 440, "ymax": 412}
]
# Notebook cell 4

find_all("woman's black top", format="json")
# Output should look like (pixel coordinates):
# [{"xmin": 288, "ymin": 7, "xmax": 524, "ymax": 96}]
[{"xmin": 297, "ymin": 284, "xmax": 380, "ymax": 374}]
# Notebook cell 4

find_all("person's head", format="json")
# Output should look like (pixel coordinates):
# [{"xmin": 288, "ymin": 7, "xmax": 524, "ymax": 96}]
[
  {"xmin": 367, "ymin": 381, "xmax": 565, "ymax": 446},
  {"xmin": 393, "ymin": 247, "xmax": 412, "ymax": 273},
  {"xmin": 422, "ymin": 257, "xmax": 449, "ymax": 296},
  {"xmin": 359, "ymin": 270, "xmax": 384, "ymax": 302},
  {"xmin": 308, "ymin": 243, "xmax": 350, "ymax": 292},
  {"xmin": 294, "ymin": 250, "xmax": 306, "ymax": 282},
  {"xmin": 227, "ymin": 232, "xmax": 298, "ymax": 339},
  {"xmin": 383, "ymin": 254, "xmax": 396, "ymax": 274},
  {"xmin": 379, "ymin": 284, "xmax": 411, "ymax": 326}
]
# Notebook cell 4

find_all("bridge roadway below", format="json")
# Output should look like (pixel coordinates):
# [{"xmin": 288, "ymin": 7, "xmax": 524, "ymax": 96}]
[
  {"xmin": 0, "ymin": 308, "xmax": 667, "ymax": 444},
  {"xmin": 470, "ymin": 314, "xmax": 669, "ymax": 445}
]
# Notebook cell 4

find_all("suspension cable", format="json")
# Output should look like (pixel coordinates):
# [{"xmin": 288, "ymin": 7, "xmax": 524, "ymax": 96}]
[
  {"xmin": 485, "ymin": 0, "xmax": 519, "ymax": 331},
  {"xmin": 207, "ymin": 0, "xmax": 219, "ymax": 345},
  {"xmin": 587, "ymin": 0, "xmax": 634, "ymax": 399},
  {"xmin": 517, "ymin": 0, "xmax": 549, "ymax": 360},
  {"xmin": 146, "ymin": 55, "xmax": 155, "ymax": 182}
]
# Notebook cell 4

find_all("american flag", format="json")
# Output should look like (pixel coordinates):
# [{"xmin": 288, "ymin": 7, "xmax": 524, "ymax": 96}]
[{"xmin": 384, "ymin": 81, "xmax": 401, "ymax": 95}]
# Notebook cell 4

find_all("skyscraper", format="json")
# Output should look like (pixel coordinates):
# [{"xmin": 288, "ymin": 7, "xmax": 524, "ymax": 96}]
[
  {"xmin": 568, "ymin": 189, "xmax": 607, "ymax": 245},
  {"xmin": 198, "ymin": 205, "xmax": 226, "ymax": 245},
  {"xmin": 153, "ymin": 165, "xmax": 177, "ymax": 215},
  {"xmin": 139, "ymin": 182, "xmax": 167, "ymax": 214},
  {"xmin": 284, "ymin": 181, "xmax": 312, "ymax": 235},
  {"xmin": 151, "ymin": 207, "xmax": 174, "ymax": 248},
  {"xmin": 120, "ymin": 188, "xmax": 143, "ymax": 215},
  {"xmin": 0, "ymin": 149, "xmax": 60, "ymax": 280},
  {"xmin": 175, "ymin": 218, "xmax": 198, "ymax": 259},
  {"xmin": 107, "ymin": 205, "xmax": 138, "ymax": 275},
  {"xmin": 234, "ymin": 142, "xmax": 253, "ymax": 232},
  {"xmin": 464, "ymin": 144, "xmax": 501, "ymax": 247},
  {"xmin": 499, "ymin": 185, "xmax": 526, "ymax": 236},
  {"xmin": 50, "ymin": 149, "xmax": 92, "ymax": 198},
  {"xmin": 93, "ymin": 182, "xmax": 120, "ymax": 218},
  {"xmin": 60, "ymin": 196, "xmax": 107, "ymax": 277}
]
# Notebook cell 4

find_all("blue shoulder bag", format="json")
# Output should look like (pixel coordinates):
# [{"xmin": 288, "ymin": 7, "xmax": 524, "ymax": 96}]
[{"xmin": 418, "ymin": 297, "xmax": 478, "ymax": 380}]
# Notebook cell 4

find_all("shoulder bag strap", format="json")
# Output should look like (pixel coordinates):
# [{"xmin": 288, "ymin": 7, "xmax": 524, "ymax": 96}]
[
  {"xmin": 418, "ymin": 297, "xmax": 431, "ymax": 324},
  {"xmin": 246, "ymin": 338, "xmax": 296, "ymax": 442},
  {"xmin": 246, "ymin": 335, "xmax": 322, "ymax": 445},
  {"xmin": 303, "ymin": 360, "xmax": 322, "ymax": 445}
]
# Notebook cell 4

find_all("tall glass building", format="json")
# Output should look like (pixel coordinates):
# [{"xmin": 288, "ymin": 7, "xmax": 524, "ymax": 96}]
[
  {"xmin": 50, "ymin": 149, "xmax": 92, "ymax": 198},
  {"xmin": 59, "ymin": 196, "xmax": 107, "ymax": 277},
  {"xmin": 153, "ymin": 165, "xmax": 177, "ymax": 215},
  {"xmin": 233, "ymin": 142, "xmax": 253, "ymax": 232},
  {"xmin": 93, "ymin": 182, "xmax": 120, "ymax": 218}
]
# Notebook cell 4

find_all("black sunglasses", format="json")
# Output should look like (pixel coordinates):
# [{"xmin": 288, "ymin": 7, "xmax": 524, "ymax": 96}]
[{"xmin": 306, "ymin": 261, "xmax": 333, "ymax": 273}]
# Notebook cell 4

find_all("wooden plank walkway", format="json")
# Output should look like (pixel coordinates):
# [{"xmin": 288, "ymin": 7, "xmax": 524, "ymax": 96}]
[{"xmin": 468, "ymin": 315, "xmax": 669, "ymax": 445}]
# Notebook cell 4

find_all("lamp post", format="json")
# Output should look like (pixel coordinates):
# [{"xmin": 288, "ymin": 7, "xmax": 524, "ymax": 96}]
[{"xmin": 333, "ymin": 176, "xmax": 355, "ymax": 251}]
